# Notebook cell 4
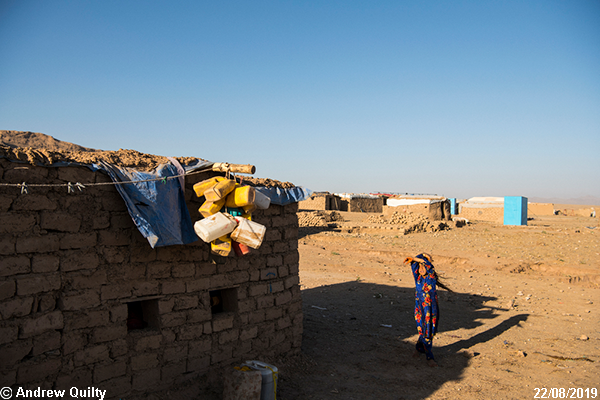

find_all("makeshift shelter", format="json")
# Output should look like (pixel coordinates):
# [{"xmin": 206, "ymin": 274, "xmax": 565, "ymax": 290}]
[
  {"xmin": 335, "ymin": 193, "xmax": 383, "ymax": 213},
  {"xmin": 384, "ymin": 195, "xmax": 451, "ymax": 221},
  {"xmin": 298, "ymin": 192, "xmax": 340, "ymax": 211},
  {"xmin": 0, "ymin": 142, "xmax": 308, "ymax": 398}
]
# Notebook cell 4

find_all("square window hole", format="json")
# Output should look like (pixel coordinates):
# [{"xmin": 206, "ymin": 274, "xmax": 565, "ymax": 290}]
[
  {"xmin": 127, "ymin": 299, "xmax": 160, "ymax": 331},
  {"xmin": 210, "ymin": 288, "xmax": 238, "ymax": 315}
]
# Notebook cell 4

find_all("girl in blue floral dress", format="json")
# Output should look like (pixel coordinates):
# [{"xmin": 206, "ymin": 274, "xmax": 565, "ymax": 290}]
[{"xmin": 405, "ymin": 253, "xmax": 449, "ymax": 367}]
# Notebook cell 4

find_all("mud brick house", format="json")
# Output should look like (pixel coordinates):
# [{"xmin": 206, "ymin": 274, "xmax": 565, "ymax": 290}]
[
  {"xmin": 298, "ymin": 192, "xmax": 383, "ymax": 213},
  {"xmin": 0, "ymin": 149, "xmax": 303, "ymax": 398},
  {"xmin": 384, "ymin": 196, "xmax": 451, "ymax": 221},
  {"xmin": 336, "ymin": 194, "xmax": 383, "ymax": 213},
  {"xmin": 298, "ymin": 192, "xmax": 341, "ymax": 211}
]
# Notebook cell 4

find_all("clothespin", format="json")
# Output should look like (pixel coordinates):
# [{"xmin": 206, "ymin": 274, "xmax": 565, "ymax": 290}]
[
  {"xmin": 75, "ymin": 182, "xmax": 85, "ymax": 191},
  {"xmin": 68, "ymin": 182, "xmax": 75, "ymax": 193},
  {"xmin": 161, "ymin": 177, "xmax": 167, "ymax": 184},
  {"xmin": 20, "ymin": 182, "xmax": 28, "ymax": 194}
]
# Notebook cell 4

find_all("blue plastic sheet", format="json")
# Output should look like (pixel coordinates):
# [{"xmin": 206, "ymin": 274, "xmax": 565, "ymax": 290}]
[
  {"xmin": 94, "ymin": 160, "xmax": 204, "ymax": 248},
  {"xmin": 255, "ymin": 186, "xmax": 312, "ymax": 206}
]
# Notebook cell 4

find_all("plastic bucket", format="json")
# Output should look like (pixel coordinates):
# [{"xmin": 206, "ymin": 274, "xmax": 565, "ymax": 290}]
[
  {"xmin": 243, "ymin": 361, "xmax": 278, "ymax": 400},
  {"xmin": 230, "ymin": 218, "xmax": 266, "ymax": 249},
  {"xmin": 193, "ymin": 212, "xmax": 237, "ymax": 243}
]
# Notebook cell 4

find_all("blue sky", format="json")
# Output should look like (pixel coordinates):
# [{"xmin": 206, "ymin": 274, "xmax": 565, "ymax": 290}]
[{"xmin": 1, "ymin": 1, "xmax": 599, "ymax": 200}]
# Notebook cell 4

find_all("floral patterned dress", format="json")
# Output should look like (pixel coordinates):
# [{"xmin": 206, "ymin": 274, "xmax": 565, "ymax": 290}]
[{"xmin": 407, "ymin": 254, "xmax": 439, "ymax": 360}]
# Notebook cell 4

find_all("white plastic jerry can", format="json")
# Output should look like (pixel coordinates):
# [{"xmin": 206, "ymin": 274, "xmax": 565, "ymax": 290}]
[
  {"xmin": 230, "ymin": 218, "xmax": 266, "ymax": 249},
  {"xmin": 193, "ymin": 212, "xmax": 237, "ymax": 243}
]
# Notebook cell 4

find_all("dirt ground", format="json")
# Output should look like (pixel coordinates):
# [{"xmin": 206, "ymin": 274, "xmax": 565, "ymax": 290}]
[{"xmin": 272, "ymin": 210, "xmax": 599, "ymax": 400}]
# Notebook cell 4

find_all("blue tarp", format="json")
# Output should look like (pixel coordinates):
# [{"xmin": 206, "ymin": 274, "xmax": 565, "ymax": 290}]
[
  {"xmin": 255, "ymin": 186, "xmax": 312, "ymax": 206},
  {"xmin": 94, "ymin": 160, "xmax": 207, "ymax": 248}
]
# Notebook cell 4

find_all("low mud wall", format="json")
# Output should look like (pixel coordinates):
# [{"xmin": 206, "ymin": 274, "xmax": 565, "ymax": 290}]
[
  {"xmin": 344, "ymin": 197, "xmax": 383, "ymax": 213},
  {"xmin": 0, "ymin": 159, "xmax": 302, "ymax": 398},
  {"xmin": 457, "ymin": 204, "xmax": 504, "ymax": 223},
  {"xmin": 528, "ymin": 203, "xmax": 554, "ymax": 216},
  {"xmin": 383, "ymin": 201, "xmax": 450, "ymax": 221},
  {"xmin": 298, "ymin": 194, "xmax": 341, "ymax": 211},
  {"xmin": 298, "ymin": 195, "xmax": 327, "ymax": 210}
]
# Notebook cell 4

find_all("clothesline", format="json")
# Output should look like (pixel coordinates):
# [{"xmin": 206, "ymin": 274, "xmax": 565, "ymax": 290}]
[{"xmin": 0, "ymin": 166, "xmax": 216, "ymax": 194}]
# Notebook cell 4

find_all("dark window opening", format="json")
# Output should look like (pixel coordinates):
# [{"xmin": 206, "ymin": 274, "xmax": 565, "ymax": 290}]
[
  {"xmin": 127, "ymin": 299, "xmax": 160, "ymax": 331},
  {"xmin": 210, "ymin": 288, "xmax": 238, "ymax": 315},
  {"xmin": 210, "ymin": 290, "xmax": 224, "ymax": 314}
]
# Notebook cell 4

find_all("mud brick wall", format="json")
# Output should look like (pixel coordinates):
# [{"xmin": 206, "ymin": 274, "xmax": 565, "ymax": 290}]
[
  {"xmin": 0, "ymin": 159, "xmax": 302, "ymax": 398},
  {"xmin": 528, "ymin": 203, "xmax": 555, "ymax": 216},
  {"xmin": 298, "ymin": 195, "xmax": 327, "ymax": 210},
  {"xmin": 346, "ymin": 197, "xmax": 383, "ymax": 213},
  {"xmin": 384, "ymin": 204, "xmax": 428, "ymax": 217},
  {"xmin": 561, "ymin": 208, "xmax": 596, "ymax": 218},
  {"xmin": 458, "ymin": 205, "xmax": 504, "ymax": 223},
  {"xmin": 383, "ymin": 201, "xmax": 450, "ymax": 221},
  {"xmin": 298, "ymin": 194, "xmax": 341, "ymax": 211}
]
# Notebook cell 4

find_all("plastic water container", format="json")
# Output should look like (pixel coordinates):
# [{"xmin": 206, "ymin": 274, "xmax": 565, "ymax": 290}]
[
  {"xmin": 230, "ymin": 218, "xmax": 266, "ymax": 249},
  {"xmin": 243, "ymin": 204, "xmax": 257, "ymax": 215},
  {"xmin": 243, "ymin": 361, "xmax": 278, "ymax": 400},
  {"xmin": 211, "ymin": 235, "xmax": 232, "ymax": 257},
  {"xmin": 193, "ymin": 212, "xmax": 237, "ymax": 243},
  {"xmin": 225, "ymin": 186, "xmax": 256, "ymax": 207},
  {"xmin": 204, "ymin": 179, "xmax": 236, "ymax": 201},
  {"xmin": 254, "ymin": 190, "xmax": 271, "ymax": 209},
  {"xmin": 232, "ymin": 240, "xmax": 251, "ymax": 256},
  {"xmin": 193, "ymin": 176, "xmax": 225, "ymax": 197},
  {"xmin": 225, "ymin": 207, "xmax": 244, "ymax": 217},
  {"xmin": 199, "ymin": 199, "xmax": 226, "ymax": 218}
]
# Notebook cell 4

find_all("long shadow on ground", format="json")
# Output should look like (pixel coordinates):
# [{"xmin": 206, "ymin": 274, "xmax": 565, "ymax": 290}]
[{"xmin": 278, "ymin": 281, "xmax": 528, "ymax": 400}]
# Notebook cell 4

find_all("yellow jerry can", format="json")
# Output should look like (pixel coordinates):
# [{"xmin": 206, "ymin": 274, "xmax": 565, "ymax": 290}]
[
  {"xmin": 204, "ymin": 179, "xmax": 236, "ymax": 202},
  {"xmin": 242, "ymin": 203, "xmax": 257, "ymax": 215},
  {"xmin": 211, "ymin": 235, "xmax": 233, "ymax": 257},
  {"xmin": 199, "ymin": 198, "xmax": 226, "ymax": 218},
  {"xmin": 225, "ymin": 186, "xmax": 256, "ymax": 208},
  {"xmin": 192, "ymin": 176, "xmax": 226, "ymax": 198}
]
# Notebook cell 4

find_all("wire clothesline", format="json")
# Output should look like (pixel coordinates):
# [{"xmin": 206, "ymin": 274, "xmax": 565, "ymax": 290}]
[{"xmin": 0, "ymin": 166, "xmax": 218, "ymax": 194}]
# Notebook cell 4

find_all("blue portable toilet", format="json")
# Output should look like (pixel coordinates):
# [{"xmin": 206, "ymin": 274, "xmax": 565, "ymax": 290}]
[
  {"xmin": 504, "ymin": 196, "xmax": 527, "ymax": 225},
  {"xmin": 449, "ymin": 198, "xmax": 458, "ymax": 215}
]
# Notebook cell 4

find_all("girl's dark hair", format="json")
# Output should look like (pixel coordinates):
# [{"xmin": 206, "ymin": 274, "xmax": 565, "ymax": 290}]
[
  {"xmin": 406, "ymin": 254, "xmax": 453, "ymax": 293},
  {"xmin": 433, "ymin": 271, "xmax": 453, "ymax": 293}
]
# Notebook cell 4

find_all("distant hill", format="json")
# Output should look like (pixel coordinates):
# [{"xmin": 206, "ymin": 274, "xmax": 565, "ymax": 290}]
[
  {"xmin": 0, "ymin": 130, "xmax": 97, "ymax": 152},
  {"xmin": 529, "ymin": 196, "xmax": 600, "ymax": 206}
]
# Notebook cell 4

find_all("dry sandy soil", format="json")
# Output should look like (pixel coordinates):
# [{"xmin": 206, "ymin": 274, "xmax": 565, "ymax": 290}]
[{"xmin": 272, "ymin": 211, "xmax": 599, "ymax": 400}]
